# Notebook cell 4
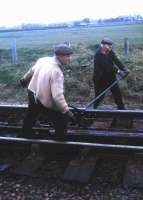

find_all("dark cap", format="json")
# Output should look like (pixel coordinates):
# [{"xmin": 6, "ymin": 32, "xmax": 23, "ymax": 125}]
[
  {"xmin": 101, "ymin": 38, "xmax": 113, "ymax": 45},
  {"xmin": 54, "ymin": 44, "xmax": 73, "ymax": 55}
]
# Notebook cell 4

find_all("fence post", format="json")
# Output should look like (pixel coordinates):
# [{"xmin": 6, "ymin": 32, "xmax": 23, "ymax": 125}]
[
  {"xmin": 11, "ymin": 38, "xmax": 18, "ymax": 64},
  {"xmin": 124, "ymin": 38, "xmax": 129, "ymax": 56}
]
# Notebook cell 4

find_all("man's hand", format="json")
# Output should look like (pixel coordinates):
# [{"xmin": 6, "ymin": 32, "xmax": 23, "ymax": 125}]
[
  {"xmin": 123, "ymin": 67, "xmax": 130, "ymax": 75},
  {"xmin": 65, "ymin": 110, "xmax": 76, "ymax": 122},
  {"xmin": 117, "ymin": 68, "xmax": 129, "ymax": 78}
]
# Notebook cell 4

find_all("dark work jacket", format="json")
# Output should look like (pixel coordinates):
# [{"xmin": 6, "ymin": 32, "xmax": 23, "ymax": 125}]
[{"xmin": 93, "ymin": 48, "xmax": 125, "ymax": 86}]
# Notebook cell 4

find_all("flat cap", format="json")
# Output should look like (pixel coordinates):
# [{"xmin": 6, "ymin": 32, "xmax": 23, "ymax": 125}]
[
  {"xmin": 101, "ymin": 38, "xmax": 113, "ymax": 45},
  {"xmin": 54, "ymin": 44, "xmax": 73, "ymax": 55}
]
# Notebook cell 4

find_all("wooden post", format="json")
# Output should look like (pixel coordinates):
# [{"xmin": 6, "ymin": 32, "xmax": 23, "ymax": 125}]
[
  {"xmin": 64, "ymin": 41, "xmax": 71, "ymax": 47},
  {"xmin": 124, "ymin": 38, "xmax": 129, "ymax": 56},
  {"xmin": 11, "ymin": 39, "xmax": 18, "ymax": 64}
]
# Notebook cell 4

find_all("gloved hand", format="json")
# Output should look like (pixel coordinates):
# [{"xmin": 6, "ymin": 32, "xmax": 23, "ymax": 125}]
[
  {"xmin": 123, "ymin": 67, "xmax": 130, "ymax": 74},
  {"xmin": 117, "ymin": 68, "xmax": 129, "ymax": 78},
  {"xmin": 65, "ymin": 110, "xmax": 76, "ymax": 123},
  {"xmin": 19, "ymin": 78, "xmax": 28, "ymax": 88}
]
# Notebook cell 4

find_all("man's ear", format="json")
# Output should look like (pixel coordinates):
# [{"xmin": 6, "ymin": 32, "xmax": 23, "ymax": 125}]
[{"xmin": 100, "ymin": 44, "xmax": 104, "ymax": 48}]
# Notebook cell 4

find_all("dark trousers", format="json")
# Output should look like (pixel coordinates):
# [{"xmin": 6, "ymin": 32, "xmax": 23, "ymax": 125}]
[
  {"xmin": 94, "ymin": 81, "xmax": 125, "ymax": 109},
  {"xmin": 22, "ymin": 90, "xmax": 68, "ymax": 137}
]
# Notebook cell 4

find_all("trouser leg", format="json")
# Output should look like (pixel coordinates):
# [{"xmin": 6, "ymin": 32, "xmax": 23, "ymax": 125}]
[
  {"xmin": 111, "ymin": 83, "xmax": 125, "ymax": 109},
  {"xmin": 22, "ymin": 90, "xmax": 41, "ymax": 137},
  {"xmin": 46, "ymin": 110, "xmax": 68, "ymax": 138},
  {"xmin": 22, "ymin": 91, "xmax": 68, "ymax": 139},
  {"xmin": 94, "ymin": 85, "xmax": 106, "ymax": 109}
]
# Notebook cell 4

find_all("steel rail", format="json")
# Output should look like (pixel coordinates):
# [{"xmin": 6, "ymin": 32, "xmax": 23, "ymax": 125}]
[
  {"xmin": 0, "ymin": 124, "xmax": 130, "ymax": 133},
  {"xmin": 0, "ymin": 136, "xmax": 143, "ymax": 151},
  {"xmin": 0, "ymin": 104, "xmax": 143, "ymax": 119},
  {"xmin": 0, "ymin": 124, "xmax": 143, "ymax": 138}
]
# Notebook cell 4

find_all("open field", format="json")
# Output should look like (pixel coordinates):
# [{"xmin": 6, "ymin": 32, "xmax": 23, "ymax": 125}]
[
  {"xmin": 0, "ymin": 24, "xmax": 142, "ymax": 49},
  {"xmin": 0, "ymin": 24, "xmax": 142, "ymax": 108}
]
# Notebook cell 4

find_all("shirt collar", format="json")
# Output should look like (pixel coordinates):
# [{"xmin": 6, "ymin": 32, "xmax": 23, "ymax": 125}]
[{"xmin": 53, "ymin": 56, "xmax": 63, "ymax": 70}]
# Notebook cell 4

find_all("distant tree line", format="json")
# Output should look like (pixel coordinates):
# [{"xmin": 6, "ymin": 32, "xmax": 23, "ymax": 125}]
[
  {"xmin": 0, "ymin": 15, "xmax": 142, "ymax": 31},
  {"xmin": 97, "ymin": 15, "xmax": 143, "ymax": 25}
]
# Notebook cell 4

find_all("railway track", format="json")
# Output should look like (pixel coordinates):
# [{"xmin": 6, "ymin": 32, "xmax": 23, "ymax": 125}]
[
  {"xmin": 0, "ymin": 104, "xmax": 143, "ymax": 185},
  {"xmin": 0, "ymin": 104, "xmax": 142, "ymax": 150}
]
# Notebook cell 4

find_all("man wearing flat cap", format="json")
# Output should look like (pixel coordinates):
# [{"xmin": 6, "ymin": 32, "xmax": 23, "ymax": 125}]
[
  {"xmin": 20, "ymin": 44, "xmax": 74, "ymax": 139},
  {"xmin": 93, "ymin": 38, "xmax": 129, "ymax": 109}
]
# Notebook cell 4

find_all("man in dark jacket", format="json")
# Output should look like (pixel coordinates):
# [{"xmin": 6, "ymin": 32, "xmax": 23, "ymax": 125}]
[{"xmin": 93, "ymin": 38, "xmax": 129, "ymax": 109}]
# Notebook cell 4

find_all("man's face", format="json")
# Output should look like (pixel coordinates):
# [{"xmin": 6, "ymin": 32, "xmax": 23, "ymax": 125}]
[
  {"xmin": 104, "ymin": 44, "xmax": 112, "ymax": 52},
  {"xmin": 57, "ymin": 54, "xmax": 71, "ymax": 65},
  {"xmin": 101, "ymin": 43, "xmax": 112, "ymax": 53}
]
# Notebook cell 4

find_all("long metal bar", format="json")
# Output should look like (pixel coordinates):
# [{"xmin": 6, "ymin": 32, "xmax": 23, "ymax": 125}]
[
  {"xmin": 0, "ymin": 136, "xmax": 143, "ymax": 151},
  {"xmin": 85, "ymin": 73, "xmax": 128, "ymax": 109},
  {"xmin": 86, "ymin": 80, "xmax": 119, "ymax": 109}
]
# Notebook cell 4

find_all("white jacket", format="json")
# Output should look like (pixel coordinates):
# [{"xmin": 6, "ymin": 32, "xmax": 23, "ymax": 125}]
[{"xmin": 24, "ymin": 56, "xmax": 69, "ymax": 113}]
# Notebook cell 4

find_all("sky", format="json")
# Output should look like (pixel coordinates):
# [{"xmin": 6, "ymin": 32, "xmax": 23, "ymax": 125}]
[{"xmin": 0, "ymin": 0, "xmax": 142, "ymax": 27}]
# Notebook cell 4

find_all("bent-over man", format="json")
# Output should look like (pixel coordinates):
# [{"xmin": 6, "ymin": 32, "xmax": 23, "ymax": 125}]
[{"xmin": 20, "ymin": 44, "xmax": 74, "ymax": 139}]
